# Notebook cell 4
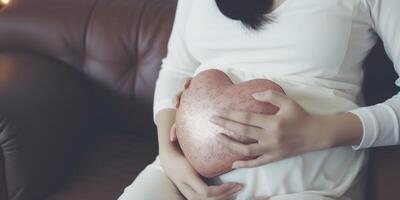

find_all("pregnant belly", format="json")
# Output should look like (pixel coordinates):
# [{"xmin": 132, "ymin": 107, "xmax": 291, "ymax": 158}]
[
  {"xmin": 176, "ymin": 68, "xmax": 368, "ymax": 198},
  {"xmin": 175, "ymin": 69, "xmax": 286, "ymax": 178}
]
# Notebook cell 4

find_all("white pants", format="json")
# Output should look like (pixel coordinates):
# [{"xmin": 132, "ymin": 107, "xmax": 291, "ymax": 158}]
[
  {"xmin": 118, "ymin": 157, "xmax": 185, "ymax": 200},
  {"xmin": 117, "ymin": 155, "xmax": 366, "ymax": 200},
  {"xmin": 118, "ymin": 67, "xmax": 368, "ymax": 200}
]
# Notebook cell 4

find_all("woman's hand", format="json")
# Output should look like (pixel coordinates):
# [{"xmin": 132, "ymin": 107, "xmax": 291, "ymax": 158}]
[
  {"xmin": 208, "ymin": 90, "xmax": 327, "ymax": 169},
  {"xmin": 160, "ymin": 122, "xmax": 244, "ymax": 200}
]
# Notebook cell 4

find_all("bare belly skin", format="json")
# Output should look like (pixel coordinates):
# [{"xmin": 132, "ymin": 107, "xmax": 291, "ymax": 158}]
[{"xmin": 175, "ymin": 69, "xmax": 286, "ymax": 178}]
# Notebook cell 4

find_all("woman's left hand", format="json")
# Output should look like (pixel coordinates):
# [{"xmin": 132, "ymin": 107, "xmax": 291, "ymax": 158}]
[{"xmin": 209, "ymin": 90, "xmax": 327, "ymax": 169}]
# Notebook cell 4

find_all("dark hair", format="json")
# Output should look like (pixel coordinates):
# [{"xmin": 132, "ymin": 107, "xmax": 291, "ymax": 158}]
[{"xmin": 215, "ymin": 0, "xmax": 274, "ymax": 31}]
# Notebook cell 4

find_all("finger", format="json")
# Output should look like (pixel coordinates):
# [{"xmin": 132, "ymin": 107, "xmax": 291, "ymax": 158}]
[
  {"xmin": 207, "ymin": 183, "xmax": 242, "ymax": 197},
  {"xmin": 172, "ymin": 91, "xmax": 183, "ymax": 108},
  {"xmin": 179, "ymin": 182, "xmax": 197, "ymax": 200},
  {"xmin": 232, "ymin": 154, "xmax": 277, "ymax": 169},
  {"xmin": 183, "ymin": 77, "xmax": 192, "ymax": 89},
  {"xmin": 170, "ymin": 122, "xmax": 177, "ymax": 142},
  {"xmin": 186, "ymin": 175, "xmax": 208, "ymax": 196},
  {"xmin": 252, "ymin": 90, "xmax": 290, "ymax": 108},
  {"xmin": 209, "ymin": 116, "xmax": 263, "ymax": 140},
  {"xmin": 213, "ymin": 109, "xmax": 271, "ymax": 129},
  {"xmin": 217, "ymin": 134, "xmax": 265, "ymax": 157},
  {"xmin": 213, "ymin": 188, "xmax": 241, "ymax": 200}
]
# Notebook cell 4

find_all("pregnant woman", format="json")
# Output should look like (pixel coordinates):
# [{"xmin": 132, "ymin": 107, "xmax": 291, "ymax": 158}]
[{"xmin": 118, "ymin": 0, "xmax": 400, "ymax": 199}]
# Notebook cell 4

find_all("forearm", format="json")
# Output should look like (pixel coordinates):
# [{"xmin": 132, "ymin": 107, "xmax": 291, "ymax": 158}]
[
  {"xmin": 319, "ymin": 112, "xmax": 364, "ymax": 149},
  {"xmin": 155, "ymin": 108, "xmax": 178, "ymax": 154}
]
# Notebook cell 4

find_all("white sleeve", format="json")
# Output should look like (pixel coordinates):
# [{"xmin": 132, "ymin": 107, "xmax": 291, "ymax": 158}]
[
  {"xmin": 153, "ymin": 0, "xmax": 200, "ymax": 126},
  {"xmin": 348, "ymin": 0, "xmax": 400, "ymax": 149}
]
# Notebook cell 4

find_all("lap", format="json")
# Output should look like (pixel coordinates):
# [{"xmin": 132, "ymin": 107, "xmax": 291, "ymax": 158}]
[
  {"xmin": 118, "ymin": 156, "xmax": 185, "ymax": 200},
  {"xmin": 119, "ymin": 150, "xmax": 366, "ymax": 200}
]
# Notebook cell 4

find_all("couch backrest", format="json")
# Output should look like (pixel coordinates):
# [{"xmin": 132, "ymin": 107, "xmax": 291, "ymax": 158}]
[
  {"xmin": 0, "ymin": 0, "xmax": 177, "ymax": 97},
  {"xmin": 0, "ymin": 0, "xmax": 399, "ymax": 199},
  {"xmin": 0, "ymin": 0, "xmax": 177, "ymax": 130}
]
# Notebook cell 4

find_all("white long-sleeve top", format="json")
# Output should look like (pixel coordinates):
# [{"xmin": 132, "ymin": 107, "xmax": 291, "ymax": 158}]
[{"xmin": 153, "ymin": 0, "xmax": 400, "ymax": 150}]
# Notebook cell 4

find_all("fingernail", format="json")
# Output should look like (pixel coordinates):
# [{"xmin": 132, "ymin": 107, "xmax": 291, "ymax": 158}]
[{"xmin": 232, "ymin": 162, "xmax": 241, "ymax": 169}]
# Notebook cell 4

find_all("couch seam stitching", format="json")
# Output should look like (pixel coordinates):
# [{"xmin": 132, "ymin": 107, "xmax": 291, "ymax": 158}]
[
  {"xmin": 129, "ymin": 0, "xmax": 151, "ymax": 97},
  {"xmin": 82, "ymin": 0, "xmax": 101, "ymax": 71},
  {"xmin": 0, "ymin": 116, "xmax": 10, "ymax": 199}
]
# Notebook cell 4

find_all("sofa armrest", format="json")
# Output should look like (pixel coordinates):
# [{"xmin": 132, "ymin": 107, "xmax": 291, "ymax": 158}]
[{"xmin": 0, "ymin": 53, "xmax": 96, "ymax": 200}]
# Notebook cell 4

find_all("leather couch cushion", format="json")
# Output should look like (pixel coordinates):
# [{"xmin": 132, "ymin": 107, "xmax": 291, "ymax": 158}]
[
  {"xmin": 0, "ymin": 0, "xmax": 178, "ymax": 124},
  {"xmin": 45, "ymin": 133, "xmax": 158, "ymax": 200}
]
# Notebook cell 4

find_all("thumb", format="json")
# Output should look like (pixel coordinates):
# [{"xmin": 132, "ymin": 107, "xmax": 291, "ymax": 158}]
[{"xmin": 170, "ymin": 123, "xmax": 177, "ymax": 142}]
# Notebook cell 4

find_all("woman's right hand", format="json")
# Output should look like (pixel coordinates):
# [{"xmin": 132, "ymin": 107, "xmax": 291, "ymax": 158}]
[
  {"xmin": 160, "ymin": 132, "xmax": 243, "ymax": 200},
  {"xmin": 159, "ymin": 77, "xmax": 244, "ymax": 200}
]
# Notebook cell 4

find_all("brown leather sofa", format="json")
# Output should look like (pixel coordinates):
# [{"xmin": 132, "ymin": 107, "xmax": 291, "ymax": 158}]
[{"xmin": 0, "ymin": 0, "xmax": 399, "ymax": 200}]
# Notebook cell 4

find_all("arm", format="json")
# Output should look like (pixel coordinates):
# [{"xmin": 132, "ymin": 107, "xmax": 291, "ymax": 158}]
[
  {"xmin": 153, "ymin": 0, "xmax": 199, "ymax": 176},
  {"xmin": 153, "ymin": 0, "xmax": 244, "ymax": 198},
  {"xmin": 186, "ymin": 0, "xmax": 399, "ymax": 170},
  {"xmin": 346, "ymin": 0, "xmax": 400, "ymax": 150},
  {"xmin": 301, "ymin": 0, "xmax": 400, "ymax": 150},
  {"xmin": 156, "ymin": 109, "xmax": 177, "ymax": 154},
  {"xmin": 153, "ymin": 0, "xmax": 199, "ymax": 159},
  {"xmin": 153, "ymin": 0, "xmax": 200, "ymax": 127}
]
